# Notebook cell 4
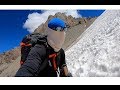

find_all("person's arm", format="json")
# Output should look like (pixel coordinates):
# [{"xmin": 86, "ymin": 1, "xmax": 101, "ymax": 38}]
[
  {"xmin": 59, "ymin": 49, "xmax": 72, "ymax": 77},
  {"xmin": 15, "ymin": 44, "xmax": 46, "ymax": 77},
  {"xmin": 63, "ymin": 66, "xmax": 72, "ymax": 77}
]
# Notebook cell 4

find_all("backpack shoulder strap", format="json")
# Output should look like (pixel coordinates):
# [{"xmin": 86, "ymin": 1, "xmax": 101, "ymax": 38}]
[
  {"xmin": 35, "ymin": 58, "xmax": 48, "ymax": 76},
  {"xmin": 35, "ymin": 43, "xmax": 49, "ymax": 76}
]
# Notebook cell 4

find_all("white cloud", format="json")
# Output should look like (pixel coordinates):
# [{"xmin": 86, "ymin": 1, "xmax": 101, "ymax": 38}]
[{"xmin": 23, "ymin": 10, "xmax": 81, "ymax": 33}]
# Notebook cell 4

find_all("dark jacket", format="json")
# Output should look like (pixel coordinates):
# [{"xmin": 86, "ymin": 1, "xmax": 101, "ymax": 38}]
[{"xmin": 15, "ymin": 44, "xmax": 66, "ymax": 77}]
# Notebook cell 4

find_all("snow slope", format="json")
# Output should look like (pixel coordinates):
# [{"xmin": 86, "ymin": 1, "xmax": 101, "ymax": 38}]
[{"xmin": 66, "ymin": 10, "xmax": 120, "ymax": 77}]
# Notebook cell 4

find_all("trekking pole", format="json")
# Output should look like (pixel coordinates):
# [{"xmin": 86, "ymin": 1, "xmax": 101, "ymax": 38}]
[{"xmin": 56, "ymin": 67, "xmax": 60, "ymax": 77}]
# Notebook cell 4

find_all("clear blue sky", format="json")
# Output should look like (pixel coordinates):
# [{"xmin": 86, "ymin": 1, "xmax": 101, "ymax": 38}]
[{"xmin": 0, "ymin": 10, "xmax": 105, "ymax": 54}]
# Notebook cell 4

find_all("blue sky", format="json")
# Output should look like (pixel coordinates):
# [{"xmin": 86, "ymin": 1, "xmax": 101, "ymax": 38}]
[{"xmin": 0, "ymin": 10, "xmax": 105, "ymax": 54}]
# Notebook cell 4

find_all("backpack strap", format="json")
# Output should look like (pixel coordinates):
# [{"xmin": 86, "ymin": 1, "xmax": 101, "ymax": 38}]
[
  {"xmin": 34, "ymin": 40, "xmax": 53, "ymax": 76},
  {"xmin": 20, "ymin": 42, "xmax": 31, "ymax": 47},
  {"xmin": 35, "ymin": 58, "xmax": 48, "ymax": 76},
  {"xmin": 49, "ymin": 52, "xmax": 61, "ymax": 77},
  {"xmin": 49, "ymin": 53, "xmax": 57, "ymax": 71}
]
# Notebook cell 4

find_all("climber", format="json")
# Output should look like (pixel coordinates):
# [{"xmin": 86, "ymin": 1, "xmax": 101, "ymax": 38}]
[{"xmin": 15, "ymin": 17, "xmax": 72, "ymax": 77}]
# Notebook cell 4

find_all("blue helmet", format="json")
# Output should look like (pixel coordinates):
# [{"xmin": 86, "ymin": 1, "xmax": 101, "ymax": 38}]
[{"xmin": 48, "ymin": 18, "xmax": 67, "ymax": 32}]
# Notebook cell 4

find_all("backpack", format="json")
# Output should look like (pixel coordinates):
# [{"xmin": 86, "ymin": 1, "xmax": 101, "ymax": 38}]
[
  {"xmin": 20, "ymin": 33, "xmax": 48, "ymax": 65},
  {"xmin": 20, "ymin": 33, "xmax": 60, "ymax": 76}
]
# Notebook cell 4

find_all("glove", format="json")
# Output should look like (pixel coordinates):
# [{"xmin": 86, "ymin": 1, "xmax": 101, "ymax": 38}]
[{"xmin": 66, "ymin": 72, "xmax": 73, "ymax": 77}]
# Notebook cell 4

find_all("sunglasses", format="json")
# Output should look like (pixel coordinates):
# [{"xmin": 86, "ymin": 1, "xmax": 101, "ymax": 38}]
[
  {"xmin": 51, "ymin": 25, "xmax": 69, "ymax": 32},
  {"xmin": 54, "ymin": 27, "xmax": 67, "ymax": 32}
]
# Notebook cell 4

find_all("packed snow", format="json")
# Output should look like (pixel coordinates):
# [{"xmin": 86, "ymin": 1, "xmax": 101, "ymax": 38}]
[{"xmin": 66, "ymin": 10, "xmax": 120, "ymax": 77}]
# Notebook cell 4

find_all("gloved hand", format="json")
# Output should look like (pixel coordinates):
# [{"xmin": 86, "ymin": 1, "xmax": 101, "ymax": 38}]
[{"xmin": 66, "ymin": 72, "xmax": 73, "ymax": 77}]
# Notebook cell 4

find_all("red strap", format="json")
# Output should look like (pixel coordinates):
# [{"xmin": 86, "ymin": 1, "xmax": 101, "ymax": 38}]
[
  {"xmin": 20, "ymin": 60, "xmax": 24, "ymax": 65},
  {"xmin": 49, "ymin": 53, "xmax": 57, "ymax": 71},
  {"xmin": 20, "ymin": 42, "xmax": 31, "ymax": 47}
]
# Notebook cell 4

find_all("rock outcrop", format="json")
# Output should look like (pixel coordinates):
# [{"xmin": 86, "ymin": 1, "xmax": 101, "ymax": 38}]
[
  {"xmin": 0, "ymin": 47, "xmax": 20, "ymax": 65},
  {"xmin": 34, "ymin": 12, "xmax": 96, "ymax": 34}
]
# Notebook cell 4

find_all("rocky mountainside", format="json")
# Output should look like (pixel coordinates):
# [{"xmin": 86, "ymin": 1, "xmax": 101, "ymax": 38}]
[
  {"xmin": 34, "ymin": 12, "xmax": 97, "ymax": 34},
  {"xmin": 0, "ymin": 47, "xmax": 20, "ymax": 65},
  {"xmin": 0, "ymin": 47, "xmax": 20, "ymax": 76},
  {"xmin": 0, "ymin": 12, "xmax": 97, "ymax": 77}
]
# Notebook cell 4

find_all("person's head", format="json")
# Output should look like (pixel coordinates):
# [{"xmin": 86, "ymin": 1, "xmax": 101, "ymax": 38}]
[{"xmin": 47, "ymin": 18, "xmax": 67, "ymax": 52}]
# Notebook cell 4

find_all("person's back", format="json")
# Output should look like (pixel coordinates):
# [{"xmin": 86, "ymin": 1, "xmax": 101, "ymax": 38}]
[{"xmin": 15, "ymin": 18, "xmax": 72, "ymax": 77}]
